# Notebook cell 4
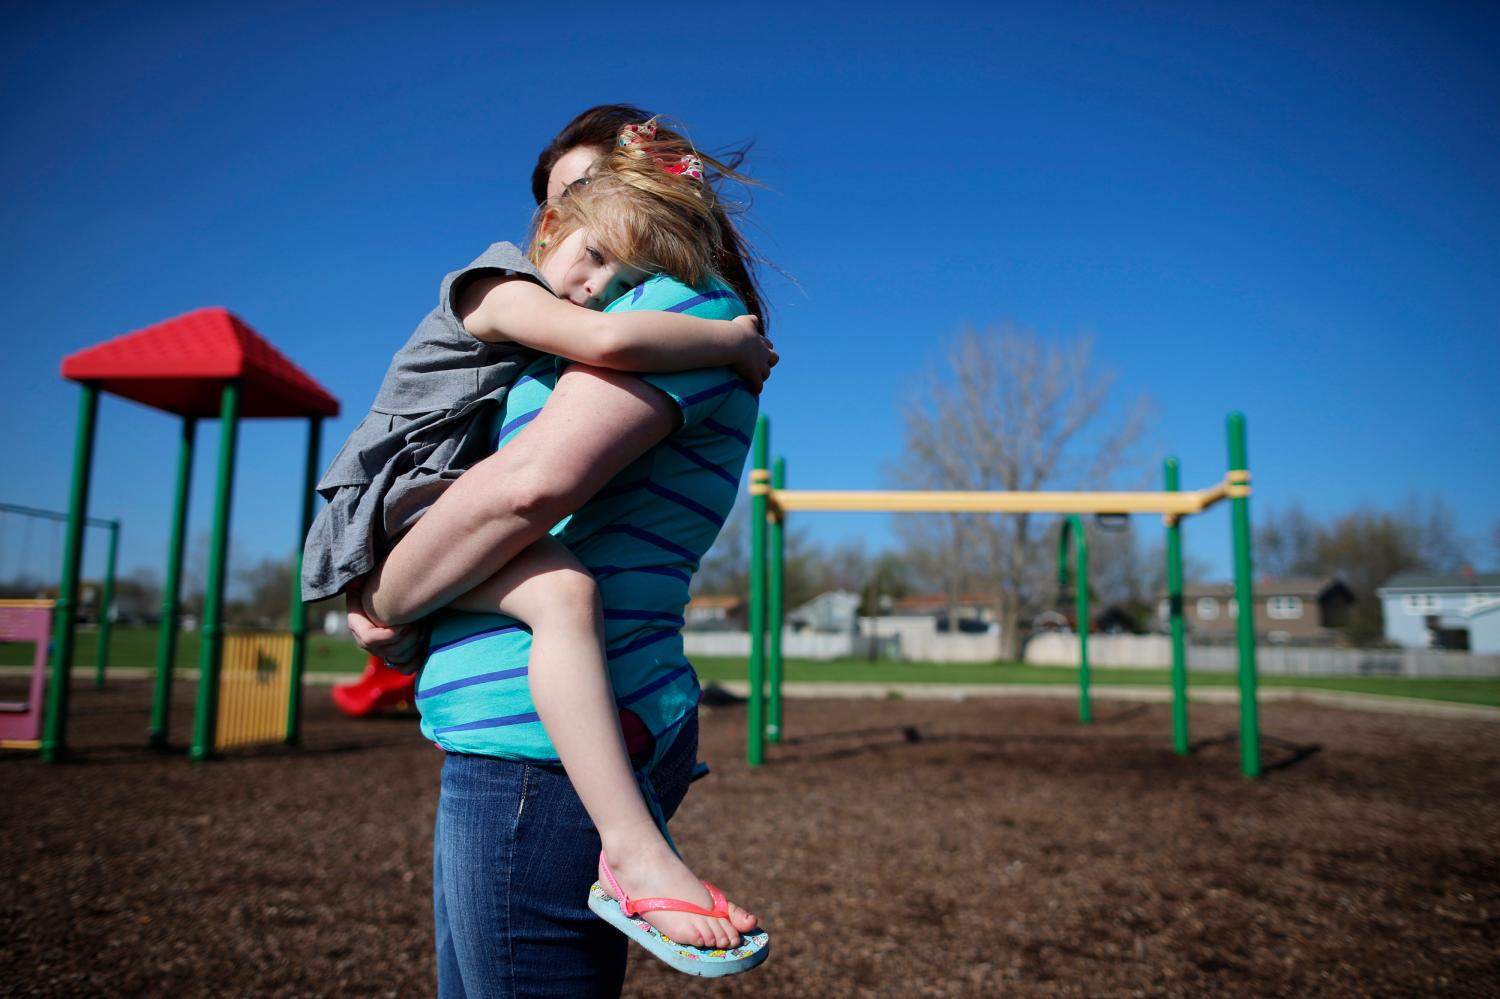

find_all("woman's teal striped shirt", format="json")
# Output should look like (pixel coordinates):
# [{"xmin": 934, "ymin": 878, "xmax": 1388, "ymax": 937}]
[{"xmin": 414, "ymin": 274, "xmax": 756, "ymax": 766}]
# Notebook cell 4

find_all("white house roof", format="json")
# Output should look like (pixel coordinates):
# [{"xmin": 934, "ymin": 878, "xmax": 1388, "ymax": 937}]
[{"xmin": 1377, "ymin": 571, "xmax": 1500, "ymax": 594}]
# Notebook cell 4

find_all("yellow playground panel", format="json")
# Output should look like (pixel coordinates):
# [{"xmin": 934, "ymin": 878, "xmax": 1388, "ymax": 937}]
[{"xmin": 215, "ymin": 632, "xmax": 295, "ymax": 750}]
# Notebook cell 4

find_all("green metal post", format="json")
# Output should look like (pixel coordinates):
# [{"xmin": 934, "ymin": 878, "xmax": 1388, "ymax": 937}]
[
  {"xmin": 42, "ymin": 383, "xmax": 100, "ymax": 762},
  {"xmin": 286, "ymin": 416, "xmax": 322, "ymax": 745},
  {"xmin": 1164, "ymin": 457, "xmax": 1189, "ymax": 755},
  {"xmin": 93, "ymin": 519, "xmax": 120, "ymax": 687},
  {"xmin": 767, "ymin": 457, "xmax": 785, "ymax": 744},
  {"xmin": 1057, "ymin": 515, "xmax": 1091, "ymax": 723},
  {"xmin": 746, "ymin": 416, "xmax": 769, "ymax": 766},
  {"xmin": 191, "ymin": 383, "xmax": 241, "ymax": 762},
  {"xmin": 1227, "ymin": 412, "xmax": 1261, "ymax": 777},
  {"xmin": 151, "ymin": 417, "xmax": 196, "ymax": 748}
]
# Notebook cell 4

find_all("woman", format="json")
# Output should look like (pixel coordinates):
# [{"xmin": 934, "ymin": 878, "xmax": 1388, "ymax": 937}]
[{"xmin": 348, "ymin": 107, "xmax": 768, "ymax": 996}]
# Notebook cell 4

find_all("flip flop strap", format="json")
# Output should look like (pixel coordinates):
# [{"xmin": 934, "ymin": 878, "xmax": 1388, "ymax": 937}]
[
  {"xmin": 624, "ymin": 881, "xmax": 729, "ymax": 919},
  {"xmin": 598, "ymin": 851, "xmax": 630, "ymax": 906},
  {"xmin": 597, "ymin": 854, "xmax": 729, "ymax": 919}
]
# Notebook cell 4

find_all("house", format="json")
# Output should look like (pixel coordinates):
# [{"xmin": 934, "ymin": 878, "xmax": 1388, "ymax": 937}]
[
  {"xmin": 684, "ymin": 594, "xmax": 746, "ymax": 631},
  {"xmin": 889, "ymin": 593, "xmax": 996, "ymax": 633},
  {"xmin": 1376, "ymin": 569, "xmax": 1500, "ymax": 652},
  {"xmin": 1155, "ymin": 577, "xmax": 1354, "ymax": 644},
  {"xmin": 1033, "ymin": 604, "xmax": 1144, "ymax": 635},
  {"xmin": 787, "ymin": 590, "xmax": 862, "ymax": 633}
]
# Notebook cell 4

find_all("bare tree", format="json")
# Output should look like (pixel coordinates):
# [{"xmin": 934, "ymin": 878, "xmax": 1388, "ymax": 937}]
[
  {"xmin": 230, "ymin": 555, "xmax": 297, "ymax": 629},
  {"xmin": 1256, "ymin": 503, "xmax": 1322, "ymax": 579},
  {"xmin": 692, "ymin": 500, "xmax": 885, "ymax": 608},
  {"xmin": 895, "ymin": 325, "xmax": 1153, "ymax": 658},
  {"xmin": 1252, "ymin": 495, "xmax": 1466, "ymax": 645}
]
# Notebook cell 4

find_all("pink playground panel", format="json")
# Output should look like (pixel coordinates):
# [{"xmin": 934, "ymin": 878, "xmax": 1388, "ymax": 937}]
[{"xmin": 0, "ymin": 601, "xmax": 52, "ymax": 746}]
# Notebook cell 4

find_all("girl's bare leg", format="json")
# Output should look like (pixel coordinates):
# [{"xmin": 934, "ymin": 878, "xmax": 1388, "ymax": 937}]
[{"xmin": 449, "ymin": 536, "xmax": 756, "ymax": 949}]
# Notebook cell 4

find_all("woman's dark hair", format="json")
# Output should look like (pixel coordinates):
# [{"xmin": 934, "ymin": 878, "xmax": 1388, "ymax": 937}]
[{"xmin": 532, "ymin": 104, "xmax": 768, "ymax": 334}]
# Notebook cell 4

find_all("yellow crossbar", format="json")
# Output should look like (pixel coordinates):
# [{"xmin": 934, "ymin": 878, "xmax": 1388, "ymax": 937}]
[{"xmin": 755, "ymin": 475, "xmax": 1245, "ymax": 517}]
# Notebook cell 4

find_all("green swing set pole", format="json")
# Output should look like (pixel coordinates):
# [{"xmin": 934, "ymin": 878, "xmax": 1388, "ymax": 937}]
[
  {"xmin": 286, "ymin": 416, "xmax": 323, "ymax": 746},
  {"xmin": 92, "ymin": 519, "xmax": 120, "ymax": 687},
  {"xmin": 150, "ymin": 417, "xmax": 196, "ymax": 748},
  {"xmin": 42, "ymin": 383, "xmax": 101, "ymax": 762},
  {"xmin": 746, "ymin": 416, "xmax": 769, "ymax": 766},
  {"xmin": 191, "ymin": 383, "xmax": 241, "ymax": 762},
  {"xmin": 767, "ymin": 457, "xmax": 785, "ymax": 744},
  {"xmin": 1227, "ymin": 412, "xmax": 1261, "ymax": 778},
  {"xmin": 1057, "ymin": 515, "xmax": 1090, "ymax": 724},
  {"xmin": 1164, "ymin": 457, "xmax": 1189, "ymax": 755}
]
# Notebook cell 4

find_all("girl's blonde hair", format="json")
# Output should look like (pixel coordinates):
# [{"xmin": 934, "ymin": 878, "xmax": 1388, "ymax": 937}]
[
  {"xmin": 532, "ymin": 105, "xmax": 768, "ymax": 332},
  {"xmin": 528, "ymin": 121, "xmax": 740, "ymax": 289}
]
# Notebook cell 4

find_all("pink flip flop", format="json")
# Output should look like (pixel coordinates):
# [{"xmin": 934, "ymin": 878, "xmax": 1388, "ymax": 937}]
[{"xmin": 588, "ymin": 853, "xmax": 771, "ymax": 977}]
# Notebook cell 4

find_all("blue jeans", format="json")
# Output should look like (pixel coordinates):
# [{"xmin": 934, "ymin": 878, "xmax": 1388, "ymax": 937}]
[{"xmin": 433, "ymin": 714, "xmax": 699, "ymax": 998}]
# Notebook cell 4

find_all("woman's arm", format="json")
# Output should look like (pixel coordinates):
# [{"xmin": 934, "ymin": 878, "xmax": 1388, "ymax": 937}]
[
  {"xmin": 459, "ymin": 277, "xmax": 775, "ymax": 391},
  {"xmin": 361, "ymin": 365, "xmax": 679, "ymax": 626}
]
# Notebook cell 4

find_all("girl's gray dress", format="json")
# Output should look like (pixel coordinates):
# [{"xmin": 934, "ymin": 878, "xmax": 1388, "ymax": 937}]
[{"xmin": 301, "ymin": 242, "xmax": 547, "ymax": 602}]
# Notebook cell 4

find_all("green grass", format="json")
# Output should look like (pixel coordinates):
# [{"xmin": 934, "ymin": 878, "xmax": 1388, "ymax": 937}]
[
  {"xmin": 0, "ymin": 625, "xmax": 370, "ymax": 674},
  {"xmin": 689, "ymin": 655, "xmax": 1500, "ymax": 708},
  {"xmin": 5, "ymin": 629, "xmax": 1497, "ymax": 708}
]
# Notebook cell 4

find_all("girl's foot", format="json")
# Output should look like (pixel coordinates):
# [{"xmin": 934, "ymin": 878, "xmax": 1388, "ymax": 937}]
[{"xmin": 597, "ymin": 843, "xmax": 758, "ymax": 950}]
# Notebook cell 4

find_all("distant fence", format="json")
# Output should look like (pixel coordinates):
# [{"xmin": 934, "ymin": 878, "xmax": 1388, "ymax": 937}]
[
  {"xmin": 683, "ymin": 625, "xmax": 999, "ymax": 663},
  {"xmin": 1023, "ymin": 633, "xmax": 1500, "ymax": 678},
  {"xmin": 685, "ymin": 630, "xmax": 859, "ymax": 660}
]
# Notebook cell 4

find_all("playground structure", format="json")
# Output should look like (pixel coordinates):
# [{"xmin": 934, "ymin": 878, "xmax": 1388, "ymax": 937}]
[
  {"xmin": 0, "ymin": 502, "xmax": 121, "ymax": 686},
  {"xmin": 744, "ymin": 412, "xmax": 1263, "ymax": 777},
  {"xmin": 0, "ymin": 600, "xmax": 53, "ymax": 749},
  {"xmin": 39, "ymin": 308, "xmax": 338, "ymax": 762},
  {"xmin": 331, "ymin": 655, "xmax": 418, "ymax": 717}
]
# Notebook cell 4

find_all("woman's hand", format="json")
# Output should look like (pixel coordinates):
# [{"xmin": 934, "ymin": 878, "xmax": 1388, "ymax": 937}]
[
  {"xmin": 729, "ymin": 315, "xmax": 777, "ymax": 393},
  {"xmin": 345, "ymin": 579, "xmax": 429, "ymax": 673}
]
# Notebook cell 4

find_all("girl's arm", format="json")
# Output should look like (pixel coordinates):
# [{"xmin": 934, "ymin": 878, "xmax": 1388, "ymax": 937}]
[
  {"xmin": 457, "ymin": 276, "xmax": 776, "ymax": 391},
  {"xmin": 361, "ymin": 365, "xmax": 679, "ymax": 626}
]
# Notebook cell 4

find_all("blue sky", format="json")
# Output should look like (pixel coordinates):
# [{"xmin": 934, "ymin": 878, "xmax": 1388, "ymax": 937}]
[{"xmin": 1, "ymin": 1, "xmax": 1496, "ymax": 591}]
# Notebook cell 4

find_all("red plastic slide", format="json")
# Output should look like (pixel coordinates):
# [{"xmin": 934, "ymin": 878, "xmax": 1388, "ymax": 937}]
[{"xmin": 331, "ymin": 655, "xmax": 418, "ymax": 717}]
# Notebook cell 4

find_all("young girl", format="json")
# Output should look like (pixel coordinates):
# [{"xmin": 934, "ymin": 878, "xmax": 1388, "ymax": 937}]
[{"xmin": 305, "ymin": 126, "xmax": 767, "ymax": 955}]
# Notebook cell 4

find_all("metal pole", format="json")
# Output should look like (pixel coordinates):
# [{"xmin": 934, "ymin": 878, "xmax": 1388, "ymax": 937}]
[
  {"xmin": 746, "ymin": 416, "xmax": 769, "ymax": 766},
  {"xmin": 1164, "ymin": 457, "xmax": 1189, "ymax": 755},
  {"xmin": 151, "ymin": 417, "xmax": 195, "ymax": 748},
  {"xmin": 42, "ymin": 383, "xmax": 100, "ymax": 762},
  {"xmin": 93, "ymin": 519, "xmax": 120, "ymax": 686},
  {"xmin": 767, "ymin": 456, "xmax": 785, "ymax": 744},
  {"xmin": 191, "ymin": 383, "xmax": 240, "ymax": 761},
  {"xmin": 1058, "ymin": 515, "xmax": 1091, "ymax": 724},
  {"xmin": 286, "ymin": 416, "xmax": 322, "ymax": 745},
  {"xmin": 1227, "ymin": 413, "xmax": 1261, "ymax": 777}
]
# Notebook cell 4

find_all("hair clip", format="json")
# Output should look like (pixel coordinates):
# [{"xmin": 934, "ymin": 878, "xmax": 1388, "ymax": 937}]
[
  {"xmin": 618, "ymin": 122, "xmax": 657, "ymax": 147},
  {"xmin": 665, "ymin": 154, "xmax": 704, "ymax": 180}
]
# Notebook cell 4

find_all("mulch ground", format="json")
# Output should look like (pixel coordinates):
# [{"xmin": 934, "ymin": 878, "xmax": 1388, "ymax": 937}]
[{"xmin": 1, "ymin": 674, "xmax": 1497, "ymax": 998}]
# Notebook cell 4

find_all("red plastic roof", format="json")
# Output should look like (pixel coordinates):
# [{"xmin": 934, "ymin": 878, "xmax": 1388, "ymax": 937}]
[{"xmin": 60, "ymin": 308, "xmax": 339, "ymax": 419}]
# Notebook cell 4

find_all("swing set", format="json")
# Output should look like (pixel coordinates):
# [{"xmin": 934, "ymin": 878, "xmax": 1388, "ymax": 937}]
[
  {"xmin": 742, "ymin": 412, "xmax": 1264, "ymax": 778},
  {"xmin": 0, "ymin": 501, "xmax": 122, "ymax": 685}
]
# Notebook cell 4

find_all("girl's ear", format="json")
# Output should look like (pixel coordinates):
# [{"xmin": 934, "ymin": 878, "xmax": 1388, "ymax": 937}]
[{"xmin": 536, "ymin": 207, "xmax": 562, "ymax": 246}]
